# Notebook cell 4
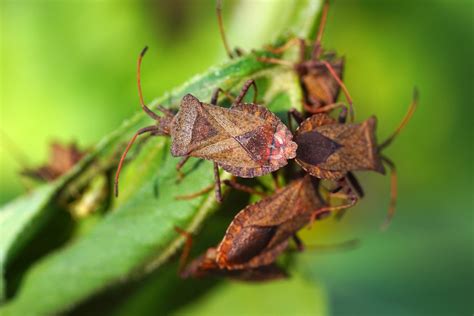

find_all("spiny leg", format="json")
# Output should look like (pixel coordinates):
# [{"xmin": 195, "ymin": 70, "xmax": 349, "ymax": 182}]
[
  {"xmin": 380, "ymin": 156, "xmax": 398, "ymax": 231},
  {"xmin": 114, "ymin": 125, "xmax": 161, "ymax": 197},
  {"xmin": 174, "ymin": 226, "xmax": 194, "ymax": 275},
  {"xmin": 234, "ymin": 79, "xmax": 258, "ymax": 105}
]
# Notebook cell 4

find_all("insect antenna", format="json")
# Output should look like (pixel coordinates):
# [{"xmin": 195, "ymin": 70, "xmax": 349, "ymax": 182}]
[
  {"xmin": 216, "ymin": 0, "xmax": 233, "ymax": 59},
  {"xmin": 379, "ymin": 88, "xmax": 419, "ymax": 150},
  {"xmin": 114, "ymin": 47, "xmax": 166, "ymax": 197},
  {"xmin": 114, "ymin": 126, "xmax": 159, "ymax": 197},
  {"xmin": 311, "ymin": 0, "xmax": 330, "ymax": 60},
  {"xmin": 137, "ymin": 46, "xmax": 164, "ymax": 121}
]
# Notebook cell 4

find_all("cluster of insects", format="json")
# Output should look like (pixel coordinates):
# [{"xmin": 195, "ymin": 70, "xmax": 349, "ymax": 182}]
[
  {"xmin": 111, "ymin": 0, "xmax": 418, "ymax": 281},
  {"xmin": 0, "ymin": 2, "xmax": 415, "ymax": 283},
  {"xmin": 114, "ymin": 0, "xmax": 417, "ymax": 281},
  {"xmin": 2, "ymin": 0, "xmax": 416, "ymax": 282}
]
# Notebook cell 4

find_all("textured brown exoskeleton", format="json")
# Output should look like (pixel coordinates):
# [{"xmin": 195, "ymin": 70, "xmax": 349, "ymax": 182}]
[
  {"xmin": 175, "ymin": 228, "xmax": 287, "ymax": 282},
  {"xmin": 215, "ymin": 175, "xmax": 355, "ymax": 270},
  {"xmin": 293, "ymin": 90, "xmax": 419, "ymax": 228},
  {"xmin": 114, "ymin": 47, "xmax": 297, "ymax": 201},
  {"xmin": 257, "ymin": 0, "xmax": 353, "ymax": 119},
  {"xmin": 21, "ymin": 142, "xmax": 85, "ymax": 182},
  {"xmin": 175, "ymin": 175, "xmax": 355, "ymax": 279}
]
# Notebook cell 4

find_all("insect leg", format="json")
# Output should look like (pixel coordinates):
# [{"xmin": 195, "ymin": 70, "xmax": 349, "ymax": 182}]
[
  {"xmin": 287, "ymin": 108, "xmax": 304, "ymax": 132},
  {"xmin": 311, "ymin": 182, "xmax": 358, "ymax": 226},
  {"xmin": 223, "ymin": 178, "xmax": 266, "ymax": 197},
  {"xmin": 174, "ymin": 185, "xmax": 215, "ymax": 200},
  {"xmin": 176, "ymin": 156, "xmax": 190, "ymax": 181},
  {"xmin": 213, "ymin": 162, "xmax": 223, "ymax": 203},
  {"xmin": 114, "ymin": 125, "xmax": 161, "ymax": 197},
  {"xmin": 234, "ymin": 79, "xmax": 258, "ymax": 105},
  {"xmin": 310, "ymin": 102, "xmax": 347, "ymax": 116},
  {"xmin": 174, "ymin": 226, "xmax": 194, "ymax": 276},
  {"xmin": 380, "ymin": 156, "xmax": 397, "ymax": 231},
  {"xmin": 292, "ymin": 234, "xmax": 305, "ymax": 252},
  {"xmin": 210, "ymin": 87, "xmax": 235, "ymax": 105},
  {"xmin": 379, "ymin": 88, "xmax": 418, "ymax": 150},
  {"xmin": 266, "ymin": 37, "xmax": 307, "ymax": 63},
  {"xmin": 256, "ymin": 57, "xmax": 294, "ymax": 67},
  {"xmin": 346, "ymin": 172, "xmax": 364, "ymax": 198},
  {"xmin": 271, "ymin": 172, "xmax": 281, "ymax": 189},
  {"xmin": 333, "ymin": 172, "xmax": 364, "ymax": 220},
  {"xmin": 333, "ymin": 178, "xmax": 358, "ymax": 220}
]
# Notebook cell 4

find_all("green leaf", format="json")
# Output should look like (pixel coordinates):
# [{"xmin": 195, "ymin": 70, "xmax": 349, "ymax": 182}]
[
  {"xmin": 0, "ymin": 185, "xmax": 57, "ymax": 301},
  {"xmin": 175, "ymin": 276, "xmax": 328, "ymax": 316},
  {"xmin": 0, "ymin": 0, "xmax": 322, "ymax": 314},
  {"xmin": 114, "ymin": 272, "xmax": 328, "ymax": 316},
  {"xmin": 0, "ymin": 153, "xmax": 98, "ymax": 301}
]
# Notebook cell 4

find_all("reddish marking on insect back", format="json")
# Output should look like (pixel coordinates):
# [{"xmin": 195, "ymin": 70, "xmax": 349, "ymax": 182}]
[{"xmin": 267, "ymin": 129, "xmax": 297, "ymax": 162}]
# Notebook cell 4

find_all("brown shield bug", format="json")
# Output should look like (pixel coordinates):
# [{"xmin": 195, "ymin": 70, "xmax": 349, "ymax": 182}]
[
  {"xmin": 114, "ymin": 47, "xmax": 297, "ymax": 201},
  {"xmin": 214, "ymin": 174, "xmax": 355, "ymax": 270},
  {"xmin": 174, "ymin": 227, "xmax": 288, "ymax": 282},
  {"xmin": 293, "ymin": 89, "xmax": 418, "ymax": 228},
  {"xmin": 174, "ymin": 174, "xmax": 356, "ymax": 279},
  {"xmin": 257, "ymin": 0, "xmax": 353, "ymax": 119}
]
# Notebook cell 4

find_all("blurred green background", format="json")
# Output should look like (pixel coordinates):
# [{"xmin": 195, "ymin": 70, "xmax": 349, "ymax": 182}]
[{"xmin": 1, "ymin": 0, "xmax": 472, "ymax": 315}]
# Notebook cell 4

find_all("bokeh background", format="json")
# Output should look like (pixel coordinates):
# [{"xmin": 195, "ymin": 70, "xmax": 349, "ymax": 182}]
[{"xmin": 1, "ymin": 0, "xmax": 472, "ymax": 315}]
